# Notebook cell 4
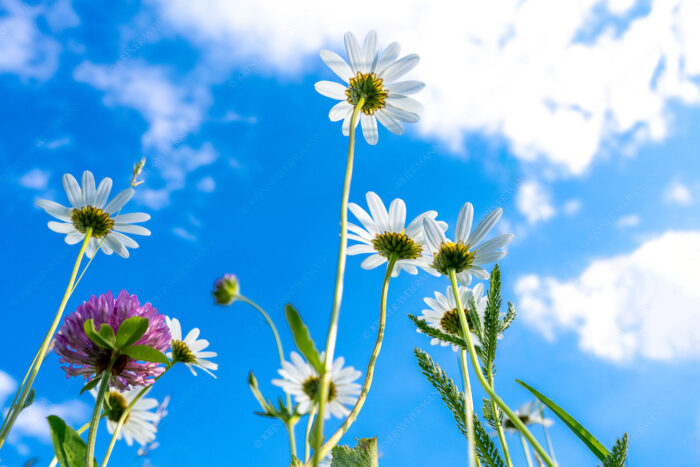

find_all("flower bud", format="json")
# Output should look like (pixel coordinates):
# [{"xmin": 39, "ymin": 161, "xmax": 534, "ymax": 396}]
[{"xmin": 212, "ymin": 273, "xmax": 239, "ymax": 305}]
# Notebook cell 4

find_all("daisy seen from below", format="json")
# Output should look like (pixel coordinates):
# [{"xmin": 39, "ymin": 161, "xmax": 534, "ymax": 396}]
[
  {"xmin": 503, "ymin": 401, "xmax": 554, "ymax": 433},
  {"xmin": 423, "ymin": 203, "xmax": 513, "ymax": 285},
  {"xmin": 315, "ymin": 30, "xmax": 424, "ymax": 145},
  {"xmin": 272, "ymin": 351, "xmax": 361, "ymax": 419},
  {"xmin": 419, "ymin": 283, "xmax": 488, "ymax": 351},
  {"xmin": 347, "ymin": 191, "xmax": 447, "ymax": 277},
  {"xmin": 93, "ymin": 387, "xmax": 162, "ymax": 446},
  {"xmin": 166, "ymin": 317, "xmax": 218, "ymax": 378},
  {"xmin": 36, "ymin": 170, "xmax": 150, "ymax": 258}
]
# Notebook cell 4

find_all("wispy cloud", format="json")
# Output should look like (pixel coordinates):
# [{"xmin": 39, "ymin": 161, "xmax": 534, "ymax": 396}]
[
  {"xmin": 516, "ymin": 180, "xmax": 555, "ymax": 224},
  {"xmin": 18, "ymin": 169, "xmax": 50, "ymax": 190},
  {"xmin": 172, "ymin": 226, "xmax": 197, "ymax": 241},
  {"xmin": 616, "ymin": 214, "xmax": 641, "ymax": 228},
  {"xmin": 196, "ymin": 176, "xmax": 216, "ymax": 193},
  {"xmin": 664, "ymin": 179, "xmax": 693, "ymax": 206},
  {"xmin": 515, "ymin": 230, "xmax": 700, "ymax": 362},
  {"xmin": 152, "ymin": 0, "xmax": 700, "ymax": 175}
]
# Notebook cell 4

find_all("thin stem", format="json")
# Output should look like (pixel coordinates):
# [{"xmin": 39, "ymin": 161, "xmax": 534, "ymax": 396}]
[
  {"xmin": 286, "ymin": 422, "xmax": 297, "ymax": 463},
  {"xmin": 309, "ymin": 255, "xmax": 395, "ymax": 464},
  {"xmin": 0, "ymin": 230, "xmax": 93, "ymax": 449},
  {"xmin": 539, "ymin": 407, "xmax": 557, "ymax": 464},
  {"xmin": 304, "ymin": 407, "xmax": 317, "ymax": 462},
  {"xmin": 447, "ymin": 270, "xmax": 555, "ymax": 467},
  {"xmin": 488, "ymin": 372, "xmax": 512, "ymax": 466},
  {"xmin": 49, "ymin": 422, "xmax": 90, "ymax": 467},
  {"xmin": 457, "ymin": 350, "xmax": 476, "ymax": 467},
  {"xmin": 520, "ymin": 434, "xmax": 534, "ymax": 467},
  {"xmin": 236, "ymin": 295, "xmax": 296, "ymax": 460},
  {"xmin": 312, "ymin": 98, "xmax": 365, "ymax": 467},
  {"xmin": 86, "ymin": 371, "xmax": 110, "ymax": 467}
]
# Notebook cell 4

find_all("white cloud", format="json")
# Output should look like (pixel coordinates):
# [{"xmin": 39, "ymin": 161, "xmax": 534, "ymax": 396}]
[
  {"xmin": 138, "ymin": 143, "xmax": 218, "ymax": 209},
  {"xmin": 46, "ymin": 136, "xmax": 71, "ymax": 150},
  {"xmin": 0, "ymin": 370, "xmax": 17, "ymax": 406},
  {"xmin": 616, "ymin": 214, "xmax": 640, "ymax": 228},
  {"xmin": 152, "ymin": 0, "xmax": 700, "ymax": 175},
  {"xmin": 664, "ymin": 179, "xmax": 693, "ymax": 205},
  {"xmin": 562, "ymin": 199, "xmax": 582, "ymax": 216},
  {"xmin": 18, "ymin": 168, "xmax": 50, "ymax": 190},
  {"xmin": 172, "ymin": 226, "xmax": 196, "ymax": 241},
  {"xmin": 73, "ymin": 60, "xmax": 209, "ymax": 151},
  {"xmin": 0, "ymin": 0, "xmax": 60, "ymax": 80},
  {"xmin": 196, "ymin": 176, "xmax": 216, "ymax": 192},
  {"xmin": 515, "ymin": 230, "xmax": 700, "ymax": 362},
  {"xmin": 12, "ymin": 399, "xmax": 88, "ymax": 443},
  {"xmin": 516, "ymin": 180, "xmax": 555, "ymax": 224}
]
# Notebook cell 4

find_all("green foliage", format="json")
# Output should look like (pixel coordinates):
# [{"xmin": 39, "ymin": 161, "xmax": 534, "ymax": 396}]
[
  {"xmin": 500, "ymin": 302, "xmax": 516, "ymax": 334},
  {"xmin": 481, "ymin": 265, "xmax": 502, "ymax": 379},
  {"xmin": 22, "ymin": 389, "xmax": 35, "ymax": 410},
  {"xmin": 120, "ymin": 345, "xmax": 169, "ymax": 364},
  {"xmin": 481, "ymin": 398, "xmax": 502, "ymax": 432},
  {"xmin": 517, "ymin": 379, "xmax": 610, "ymax": 461},
  {"xmin": 83, "ymin": 320, "xmax": 116, "ymax": 350},
  {"xmin": 602, "ymin": 434, "xmax": 628, "ymax": 467},
  {"xmin": 331, "ymin": 437, "xmax": 378, "ymax": 467},
  {"xmin": 47, "ymin": 415, "xmax": 97, "ymax": 467},
  {"xmin": 467, "ymin": 296, "xmax": 484, "ymax": 343},
  {"xmin": 248, "ymin": 371, "xmax": 298, "ymax": 424},
  {"xmin": 115, "ymin": 316, "xmax": 148, "ymax": 349},
  {"xmin": 79, "ymin": 377, "xmax": 101, "ymax": 395},
  {"xmin": 408, "ymin": 314, "xmax": 472, "ymax": 351},
  {"xmin": 414, "ymin": 348, "xmax": 504, "ymax": 467},
  {"xmin": 289, "ymin": 457, "xmax": 303, "ymax": 467},
  {"xmin": 285, "ymin": 304, "xmax": 323, "ymax": 373}
]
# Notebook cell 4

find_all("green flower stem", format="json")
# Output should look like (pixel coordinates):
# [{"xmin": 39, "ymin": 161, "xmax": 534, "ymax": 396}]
[
  {"xmin": 447, "ymin": 270, "xmax": 555, "ymax": 467},
  {"xmin": 488, "ymin": 373, "xmax": 513, "ymax": 466},
  {"xmin": 309, "ymin": 255, "xmax": 395, "ymax": 465},
  {"xmin": 457, "ymin": 349, "xmax": 476, "ymax": 467},
  {"xmin": 304, "ymin": 407, "xmax": 317, "ymax": 462},
  {"xmin": 235, "ymin": 295, "xmax": 296, "ymax": 459},
  {"xmin": 49, "ymin": 422, "xmax": 91, "ymax": 467},
  {"xmin": 0, "ymin": 229, "xmax": 93, "ymax": 449},
  {"xmin": 539, "ymin": 407, "xmax": 557, "ymax": 464},
  {"xmin": 312, "ymin": 97, "xmax": 365, "ymax": 467},
  {"xmin": 520, "ymin": 433, "xmax": 534, "ymax": 467},
  {"xmin": 86, "ymin": 370, "xmax": 111, "ymax": 467}
]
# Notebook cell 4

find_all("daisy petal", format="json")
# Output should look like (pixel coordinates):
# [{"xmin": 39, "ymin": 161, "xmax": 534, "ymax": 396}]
[
  {"xmin": 361, "ymin": 254, "xmax": 386, "ymax": 269},
  {"xmin": 366, "ymin": 192, "xmax": 389, "ymax": 232},
  {"xmin": 319, "ymin": 49, "xmax": 353, "ymax": 82},
  {"xmin": 314, "ymin": 80, "xmax": 347, "ymax": 100},
  {"xmin": 362, "ymin": 30, "xmax": 378, "ymax": 73},
  {"xmin": 375, "ymin": 110, "xmax": 404, "ymax": 135},
  {"xmin": 329, "ymin": 101, "xmax": 352, "ymax": 122},
  {"xmin": 386, "ymin": 95, "xmax": 424, "ymax": 115},
  {"xmin": 380, "ymin": 54, "xmax": 419, "ymax": 82},
  {"xmin": 467, "ymin": 208, "xmax": 503, "ymax": 246},
  {"xmin": 386, "ymin": 80, "xmax": 425, "ymax": 95},
  {"xmin": 473, "ymin": 250, "xmax": 506, "ymax": 266},
  {"xmin": 81, "ymin": 171, "xmax": 96, "ymax": 207},
  {"xmin": 342, "ymin": 110, "xmax": 360, "ymax": 136},
  {"xmin": 36, "ymin": 199, "xmax": 72, "ymax": 221},
  {"xmin": 94, "ymin": 177, "xmax": 113, "ymax": 208},
  {"xmin": 344, "ymin": 31, "xmax": 363, "ymax": 73},
  {"xmin": 473, "ymin": 233, "xmax": 514, "ymax": 255},
  {"xmin": 423, "ymin": 217, "xmax": 446, "ymax": 252},
  {"xmin": 360, "ymin": 114, "xmax": 378, "ymax": 145},
  {"xmin": 113, "ymin": 224, "xmax": 150, "ymax": 236},
  {"xmin": 374, "ymin": 41, "xmax": 400, "ymax": 74},
  {"xmin": 388, "ymin": 198, "xmax": 406, "ymax": 232},
  {"xmin": 384, "ymin": 106, "xmax": 420, "ymax": 123},
  {"xmin": 455, "ymin": 203, "xmax": 474, "ymax": 243},
  {"xmin": 104, "ymin": 188, "xmax": 135, "ymax": 214},
  {"xmin": 112, "ymin": 213, "xmax": 151, "ymax": 224},
  {"xmin": 48, "ymin": 221, "xmax": 75, "ymax": 234},
  {"xmin": 62, "ymin": 173, "xmax": 83, "ymax": 208}
]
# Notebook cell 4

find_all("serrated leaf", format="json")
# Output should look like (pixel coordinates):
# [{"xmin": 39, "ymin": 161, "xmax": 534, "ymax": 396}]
[
  {"xmin": 602, "ymin": 433, "xmax": 628, "ymax": 467},
  {"xmin": 83, "ymin": 320, "xmax": 116, "ymax": 350},
  {"xmin": 331, "ymin": 437, "xmax": 378, "ymax": 467},
  {"xmin": 517, "ymin": 379, "xmax": 609, "ymax": 461},
  {"xmin": 47, "ymin": 415, "xmax": 97, "ymax": 467},
  {"xmin": 115, "ymin": 317, "xmax": 148, "ymax": 349},
  {"xmin": 121, "ymin": 345, "xmax": 169, "ymax": 364},
  {"xmin": 289, "ymin": 457, "xmax": 303, "ymax": 467},
  {"xmin": 284, "ymin": 304, "xmax": 323, "ymax": 373},
  {"xmin": 409, "ymin": 314, "xmax": 467, "ymax": 348},
  {"xmin": 499, "ymin": 302, "xmax": 516, "ymax": 333},
  {"xmin": 21, "ymin": 388, "xmax": 35, "ymax": 410},
  {"xmin": 79, "ymin": 377, "xmax": 101, "ymax": 395}
]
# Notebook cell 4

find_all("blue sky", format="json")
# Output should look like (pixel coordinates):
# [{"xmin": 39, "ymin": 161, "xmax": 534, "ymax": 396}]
[{"xmin": 1, "ymin": 0, "xmax": 700, "ymax": 465}]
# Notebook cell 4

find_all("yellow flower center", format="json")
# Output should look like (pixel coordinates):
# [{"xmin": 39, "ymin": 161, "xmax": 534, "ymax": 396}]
[{"xmin": 346, "ymin": 72, "xmax": 388, "ymax": 115}]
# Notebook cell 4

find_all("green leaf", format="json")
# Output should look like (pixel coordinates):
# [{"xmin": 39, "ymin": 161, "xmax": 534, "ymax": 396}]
[
  {"xmin": 481, "ymin": 265, "xmax": 502, "ymax": 379},
  {"xmin": 414, "ymin": 348, "xmax": 504, "ymax": 467},
  {"xmin": 47, "ymin": 415, "xmax": 97, "ymax": 467},
  {"xmin": 284, "ymin": 304, "xmax": 323, "ymax": 373},
  {"xmin": 83, "ymin": 320, "xmax": 116, "ymax": 350},
  {"xmin": 517, "ymin": 380, "xmax": 610, "ymax": 461},
  {"xmin": 21, "ymin": 388, "xmax": 35, "ymax": 410},
  {"xmin": 602, "ymin": 433, "xmax": 629, "ymax": 467},
  {"xmin": 79, "ymin": 377, "xmax": 101, "ymax": 395},
  {"xmin": 115, "ymin": 317, "xmax": 149, "ymax": 349},
  {"xmin": 121, "ymin": 345, "xmax": 169, "ymax": 364},
  {"xmin": 499, "ymin": 302, "xmax": 516, "ymax": 333},
  {"xmin": 331, "ymin": 437, "xmax": 378, "ymax": 467},
  {"xmin": 289, "ymin": 457, "xmax": 303, "ymax": 467}
]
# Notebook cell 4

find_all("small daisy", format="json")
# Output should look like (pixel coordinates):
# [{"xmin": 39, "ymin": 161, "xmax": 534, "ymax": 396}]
[
  {"xmin": 423, "ymin": 203, "xmax": 513, "ymax": 285},
  {"xmin": 315, "ymin": 30, "xmax": 424, "ymax": 145},
  {"xmin": 418, "ymin": 283, "xmax": 487, "ymax": 351},
  {"xmin": 347, "ymin": 191, "xmax": 446, "ymax": 277},
  {"xmin": 165, "ymin": 317, "xmax": 218, "ymax": 378},
  {"xmin": 272, "ymin": 351, "xmax": 361, "ymax": 419},
  {"xmin": 36, "ymin": 170, "xmax": 150, "ymax": 258},
  {"xmin": 503, "ymin": 401, "xmax": 553, "ymax": 433},
  {"xmin": 93, "ymin": 387, "xmax": 161, "ymax": 446}
]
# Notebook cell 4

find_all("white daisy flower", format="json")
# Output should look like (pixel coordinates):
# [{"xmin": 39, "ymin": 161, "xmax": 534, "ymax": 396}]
[
  {"xmin": 36, "ymin": 170, "xmax": 150, "ymax": 258},
  {"xmin": 272, "ymin": 351, "xmax": 361, "ymax": 419},
  {"xmin": 418, "ymin": 283, "xmax": 488, "ymax": 351},
  {"xmin": 92, "ymin": 387, "xmax": 161, "ymax": 447},
  {"xmin": 503, "ymin": 401, "xmax": 553, "ymax": 434},
  {"xmin": 314, "ymin": 30, "xmax": 424, "ymax": 145},
  {"xmin": 423, "ymin": 203, "xmax": 513, "ymax": 285},
  {"xmin": 347, "ymin": 192, "xmax": 447, "ymax": 277},
  {"xmin": 165, "ymin": 317, "xmax": 218, "ymax": 378}
]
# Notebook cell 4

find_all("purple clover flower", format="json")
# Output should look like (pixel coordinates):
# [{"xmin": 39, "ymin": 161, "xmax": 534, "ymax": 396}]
[{"xmin": 54, "ymin": 291, "xmax": 171, "ymax": 389}]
